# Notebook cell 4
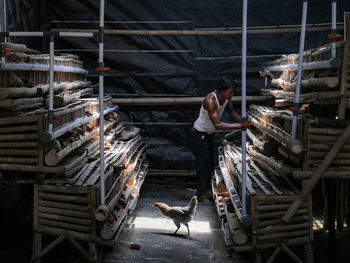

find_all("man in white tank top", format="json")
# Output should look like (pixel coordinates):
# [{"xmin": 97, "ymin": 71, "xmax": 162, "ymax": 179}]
[{"xmin": 192, "ymin": 78, "xmax": 241, "ymax": 205}]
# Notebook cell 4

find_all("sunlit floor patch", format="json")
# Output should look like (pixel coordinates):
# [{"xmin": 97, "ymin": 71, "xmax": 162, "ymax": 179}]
[{"xmin": 128, "ymin": 216, "xmax": 212, "ymax": 233}]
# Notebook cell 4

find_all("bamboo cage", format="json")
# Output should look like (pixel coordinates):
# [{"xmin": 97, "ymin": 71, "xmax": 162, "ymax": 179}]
[
  {"xmin": 214, "ymin": 142, "xmax": 313, "ymax": 263},
  {"xmin": 262, "ymin": 39, "xmax": 346, "ymax": 108},
  {"xmin": 32, "ymin": 133, "xmax": 148, "ymax": 262},
  {"xmin": 0, "ymin": 45, "xmax": 87, "ymax": 87}
]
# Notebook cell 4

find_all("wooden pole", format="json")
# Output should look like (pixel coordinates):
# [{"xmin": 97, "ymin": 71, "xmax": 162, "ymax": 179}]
[{"xmin": 282, "ymin": 122, "xmax": 350, "ymax": 223}]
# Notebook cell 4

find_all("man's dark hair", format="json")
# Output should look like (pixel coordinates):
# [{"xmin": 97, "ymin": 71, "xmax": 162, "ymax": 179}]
[{"xmin": 216, "ymin": 77, "xmax": 239, "ymax": 91}]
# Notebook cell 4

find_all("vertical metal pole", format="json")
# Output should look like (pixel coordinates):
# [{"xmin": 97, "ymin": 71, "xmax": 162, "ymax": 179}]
[
  {"xmin": 48, "ymin": 34, "xmax": 55, "ymax": 133},
  {"xmin": 241, "ymin": 0, "xmax": 248, "ymax": 219},
  {"xmin": 331, "ymin": 0, "xmax": 337, "ymax": 58},
  {"xmin": 95, "ymin": 0, "xmax": 109, "ymax": 222},
  {"xmin": 291, "ymin": 0, "xmax": 308, "ymax": 141},
  {"xmin": 98, "ymin": 0, "xmax": 106, "ymax": 205}
]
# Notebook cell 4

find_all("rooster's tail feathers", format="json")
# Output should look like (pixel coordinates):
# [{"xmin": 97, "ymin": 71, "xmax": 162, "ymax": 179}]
[{"xmin": 189, "ymin": 196, "xmax": 198, "ymax": 209}]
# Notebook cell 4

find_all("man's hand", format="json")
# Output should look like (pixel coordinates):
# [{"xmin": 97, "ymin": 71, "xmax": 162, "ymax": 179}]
[{"xmin": 240, "ymin": 122, "xmax": 254, "ymax": 128}]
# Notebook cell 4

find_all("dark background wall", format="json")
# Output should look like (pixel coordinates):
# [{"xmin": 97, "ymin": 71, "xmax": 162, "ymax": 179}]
[{"xmin": 6, "ymin": 0, "xmax": 350, "ymax": 170}]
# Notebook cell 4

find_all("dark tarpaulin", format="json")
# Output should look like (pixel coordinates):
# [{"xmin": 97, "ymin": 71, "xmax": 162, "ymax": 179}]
[{"xmin": 7, "ymin": 0, "xmax": 350, "ymax": 170}]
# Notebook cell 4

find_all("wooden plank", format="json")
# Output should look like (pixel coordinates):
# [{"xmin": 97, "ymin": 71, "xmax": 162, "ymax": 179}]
[
  {"xmin": 0, "ymin": 125, "xmax": 38, "ymax": 133},
  {"xmin": 0, "ymin": 149, "xmax": 39, "ymax": 155}
]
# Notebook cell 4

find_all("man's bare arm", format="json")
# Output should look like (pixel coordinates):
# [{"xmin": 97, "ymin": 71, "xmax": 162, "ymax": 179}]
[{"xmin": 205, "ymin": 96, "xmax": 241, "ymax": 130}]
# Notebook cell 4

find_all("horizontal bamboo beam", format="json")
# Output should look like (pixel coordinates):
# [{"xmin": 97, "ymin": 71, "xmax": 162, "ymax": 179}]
[
  {"xmin": 257, "ymin": 223, "xmax": 309, "ymax": 235},
  {"xmin": 308, "ymin": 143, "xmax": 350, "ymax": 151},
  {"xmin": 112, "ymin": 95, "xmax": 267, "ymax": 105},
  {"xmin": 39, "ymin": 212, "xmax": 91, "ymax": 226},
  {"xmin": 309, "ymin": 134, "xmax": 350, "ymax": 143},
  {"xmin": 307, "ymin": 159, "xmax": 350, "ymax": 165},
  {"xmin": 38, "ymin": 206, "xmax": 91, "ymax": 219},
  {"xmin": 0, "ymin": 133, "xmax": 38, "ymax": 141},
  {"xmin": 312, "ymin": 118, "xmax": 349, "ymax": 128},
  {"xmin": 0, "ymin": 125, "xmax": 38, "ymax": 133},
  {"xmin": 256, "ymin": 209, "xmax": 307, "ymax": 220},
  {"xmin": 0, "ymin": 115, "xmax": 39, "ymax": 125},
  {"xmin": 38, "ymin": 192, "xmax": 91, "ymax": 204},
  {"xmin": 309, "ymin": 127, "xmax": 344, "ymax": 136},
  {"xmin": 293, "ymin": 171, "xmax": 350, "ymax": 179},
  {"xmin": 39, "ymin": 218, "xmax": 90, "ymax": 232},
  {"xmin": 37, "ymin": 225, "xmax": 115, "ymax": 247},
  {"xmin": 0, "ymin": 157, "xmax": 38, "ymax": 164},
  {"xmin": 38, "ymin": 200, "xmax": 90, "ymax": 212},
  {"xmin": 254, "ymin": 195, "xmax": 299, "ymax": 202},
  {"xmin": 231, "ymin": 237, "xmax": 311, "ymax": 253},
  {"xmin": 52, "ymin": 24, "xmax": 344, "ymax": 35},
  {"xmin": 256, "ymin": 203, "xmax": 307, "ymax": 212},
  {"xmin": 0, "ymin": 149, "xmax": 38, "ymax": 155},
  {"xmin": 257, "ymin": 230, "xmax": 310, "ymax": 242},
  {"xmin": 308, "ymin": 151, "xmax": 350, "ymax": 159},
  {"xmin": 39, "ymin": 184, "xmax": 92, "ymax": 194},
  {"xmin": 257, "ymin": 215, "xmax": 308, "ymax": 228},
  {"xmin": 0, "ymin": 142, "xmax": 38, "ymax": 148}
]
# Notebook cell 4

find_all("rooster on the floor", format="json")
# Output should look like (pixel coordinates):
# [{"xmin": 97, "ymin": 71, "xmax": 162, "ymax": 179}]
[{"xmin": 152, "ymin": 196, "xmax": 198, "ymax": 235}]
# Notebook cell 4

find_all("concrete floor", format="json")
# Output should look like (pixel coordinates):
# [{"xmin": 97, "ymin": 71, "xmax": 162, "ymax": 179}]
[{"xmin": 101, "ymin": 183, "xmax": 246, "ymax": 263}]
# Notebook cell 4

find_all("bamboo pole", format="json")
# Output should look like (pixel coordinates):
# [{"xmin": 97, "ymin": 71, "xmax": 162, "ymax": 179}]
[
  {"xmin": 283, "ymin": 122, "xmax": 350, "ymax": 223},
  {"xmin": 293, "ymin": 171, "xmax": 350, "ymax": 179},
  {"xmin": 38, "ymin": 200, "xmax": 90, "ymax": 212},
  {"xmin": 257, "ymin": 215, "xmax": 308, "ymax": 228},
  {"xmin": 257, "ymin": 230, "xmax": 309, "ymax": 242},
  {"xmin": 51, "ymin": 24, "xmax": 344, "ymax": 35},
  {"xmin": 257, "ymin": 223, "xmax": 309, "ymax": 235},
  {"xmin": 111, "ymin": 95, "xmax": 267, "ymax": 105},
  {"xmin": 256, "ymin": 209, "xmax": 307, "ymax": 220}
]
